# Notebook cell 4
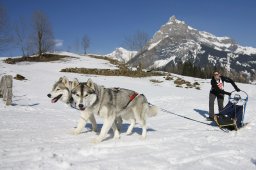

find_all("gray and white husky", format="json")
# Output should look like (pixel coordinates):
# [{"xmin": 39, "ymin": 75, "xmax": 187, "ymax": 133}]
[
  {"xmin": 47, "ymin": 76, "xmax": 97, "ymax": 132},
  {"xmin": 71, "ymin": 78, "xmax": 158, "ymax": 143}
]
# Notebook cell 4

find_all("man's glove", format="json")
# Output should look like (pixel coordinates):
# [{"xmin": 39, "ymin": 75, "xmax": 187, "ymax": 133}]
[
  {"xmin": 235, "ymin": 87, "xmax": 241, "ymax": 92},
  {"xmin": 226, "ymin": 92, "xmax": 231, "ymax": 96}
]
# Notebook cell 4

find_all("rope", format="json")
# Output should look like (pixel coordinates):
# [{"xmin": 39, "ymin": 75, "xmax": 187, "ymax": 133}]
[
  {"xmin": 160, "ymin": 108, "xmax": 232, "ymax": 132},
  {"xmin": 160, "ymin": 108, "xmax": 212, "ymax": 126}
]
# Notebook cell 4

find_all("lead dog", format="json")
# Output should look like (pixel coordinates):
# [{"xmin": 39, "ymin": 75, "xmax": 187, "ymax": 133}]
[
  {"xmin": 47, "ymin": 76, "xmax": 98, "ymax": 132},
  {"xmin": 71, "ymin": 78, "xmax": 158, "ymax": 143}
]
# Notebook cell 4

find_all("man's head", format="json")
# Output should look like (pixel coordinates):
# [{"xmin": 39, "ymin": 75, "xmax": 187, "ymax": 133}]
[{"xmin": 213, "ymin": 71, "xmax": 221, "ymax": 80}]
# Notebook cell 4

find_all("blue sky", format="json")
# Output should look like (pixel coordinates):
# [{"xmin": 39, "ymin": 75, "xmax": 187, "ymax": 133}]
[{"xmin": 1, "ymin": 0, "xmax": 256, "ymax": 56}]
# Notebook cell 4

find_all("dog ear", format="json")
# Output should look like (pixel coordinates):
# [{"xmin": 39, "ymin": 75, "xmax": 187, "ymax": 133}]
[
  {"xmin": 58, "ymin": 77, "xmax": 63, "ymax": 82},
  {"xmin": 72, "ymin": 78, "xmax": 79, "ymax": 88},
  {"xmin": 62, "ymin": 76, "xmax": 69, "ymax": 86},
  {"xmin": 86, "ymin": 78, "xmax": 94, "ymax": 90}
]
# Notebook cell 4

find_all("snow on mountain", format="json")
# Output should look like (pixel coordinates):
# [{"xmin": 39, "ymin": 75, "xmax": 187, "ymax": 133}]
[
  {"xmin": 235, "ymin": 45, "xmax": 256, "ymax": 55},
  {"xmin": 106, "ymin": 47, "xmax": 137, "ymax": 63},
  {"xmin": 198, "ymin": 31, "xmax": 234, "ymax": 50},
  {"xmin": 129, "ymin": 16, "xmax": 256, "ymax": 76},
  {"xmin": 0, "ymin": 53, "xmax": 256, "ymax": 169}
]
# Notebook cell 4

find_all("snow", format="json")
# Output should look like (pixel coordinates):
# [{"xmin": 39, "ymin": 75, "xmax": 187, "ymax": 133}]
[
  {"xmin": 188, "ymin": 26, "xmax": 197, "ymax": 31},
  {"xmin": 148, "ymin": 39, "xmax": 162, "ymax": 50},
  {"xmin": 235, "ymin": 45, "xmax": 256, "ymax": 55},
  {"xmin": 199, "ymin": 31, "xmax": 216, "ymax": 39},
  {"xmin": 198, "ymin": 32, "xmax": 233, "ymax": 50},
  {"xmin": 167, "ymin": 16, "xmax": 185, "ymax": 25},
  {"xmin": 216, "ymin": 36, "xmax": 230, "ymax": 41},
  {"xmin": 198, "ymin": 32, "xmax": 256, "ymax": 55},
  {"xmin": 235, "ymin": 60, "xmax": 250, "ymax": 68},
  {"xmin": 1, "ymin": 52, "xmax": 256, "ymax": 170},
  {"xmin": 214, "ymin": 46, "xmax": 223, "ymax": 51},
  {"xmin": 199, "ymin": 31, "xmax": 230, "ymax": 44},
  {"xmin": 151, "ymin": 56, "xmax": 176, "ymax": 68},
  {"xmin": 106, "ymin": 47, "xmax": 137, "ymax": 63}
]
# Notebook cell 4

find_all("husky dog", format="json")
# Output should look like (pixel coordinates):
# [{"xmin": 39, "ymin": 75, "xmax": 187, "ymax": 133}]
[
  {"xmin": 47, "ymin": 76, "xmax": 97, "ymax": 132},
  {"xmin": 71, "ymin": 78, "xmax": 158, "ymax": 143},
  {"xmin": 47, "ymin": 77, "xmax": 76, "ymax": 104}
]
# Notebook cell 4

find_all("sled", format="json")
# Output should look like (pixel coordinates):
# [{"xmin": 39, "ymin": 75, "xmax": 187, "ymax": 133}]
[{"xmin": 214, "ymin": 91, "xmax": 248, "ymax": 131}]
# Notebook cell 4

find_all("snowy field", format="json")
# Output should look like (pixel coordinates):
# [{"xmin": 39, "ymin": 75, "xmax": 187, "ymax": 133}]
[{"xmin": 0, "ymin": 52, "xmax": 256, "ymax": 170}]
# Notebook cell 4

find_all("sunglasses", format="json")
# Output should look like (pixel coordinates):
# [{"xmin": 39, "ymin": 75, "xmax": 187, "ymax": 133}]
[{"xmin": 213, "ymin": 73, "xmax": 219, "ymax": 76}]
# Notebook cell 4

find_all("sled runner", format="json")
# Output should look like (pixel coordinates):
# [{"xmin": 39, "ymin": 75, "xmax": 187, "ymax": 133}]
[{"xmin": 214, "ymin": 91, "xmax": 248, "ymax": 131}]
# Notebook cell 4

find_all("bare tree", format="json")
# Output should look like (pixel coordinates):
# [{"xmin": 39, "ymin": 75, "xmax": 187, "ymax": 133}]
[
  {"xmin": 81, "ymin": 34, "xmax": 90, "ymax": 54},
  {"xmin": 31, "ymin": 11, "xmax": 54, "ymax": 56},
  {"xmin": 0, "ymin": 5, "xmax": 11, "ymax": 53},
  {"xmin": 123, "ymin": 30, "xmax": 149, "ymax": 51},
  {"xmin": 15, "ymin": 17, "xmax": 29, "ymax": 56}
]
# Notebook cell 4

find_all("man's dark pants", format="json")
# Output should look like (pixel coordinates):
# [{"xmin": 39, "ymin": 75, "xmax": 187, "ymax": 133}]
[{"xmin": 209, "ymin": 93, "xmax": 224, "ymax": 119}]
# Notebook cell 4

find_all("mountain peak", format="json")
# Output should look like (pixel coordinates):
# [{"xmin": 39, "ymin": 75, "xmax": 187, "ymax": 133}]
[
  {"xmin": 106, "ymin": 47, "xmax": 137, "ymax": 63},
  {"xmin": 148, "ymin": 16, "xmax": 189, "ymax": 47},
  {"xmin": 167, "ymin": 15, "xmax": 185, "ymax": 25},
  {"xmin": 169, "ymin": 15, "xmax": 176, "ymax": 22}
]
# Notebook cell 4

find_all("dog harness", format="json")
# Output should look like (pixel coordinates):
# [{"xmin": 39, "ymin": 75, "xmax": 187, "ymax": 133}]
[
  {"xmin": 129, "ymin": 92, "xmax": 138, "ymax": 101},
  {"xmin": 123, "ymin": 92, "xmax": 139, "ymax": 109},
  {"xmin": 112, "ymin": 87, "xmax": 139, "ymax": 109}
]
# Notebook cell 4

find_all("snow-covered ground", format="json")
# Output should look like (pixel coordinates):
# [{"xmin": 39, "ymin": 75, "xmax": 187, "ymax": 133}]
[{"xmin": 0, "ymin": 52, "xmax": 256, "ymax": 170}]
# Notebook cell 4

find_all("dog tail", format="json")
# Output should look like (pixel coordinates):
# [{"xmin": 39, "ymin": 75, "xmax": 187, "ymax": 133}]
[{"xmin": 147, "ymin": 104, "xmax": 158, "ymax": 117}]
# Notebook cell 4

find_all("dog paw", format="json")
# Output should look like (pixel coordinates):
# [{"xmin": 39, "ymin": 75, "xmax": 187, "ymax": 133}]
[
  {"xmin": 72, "ymin": 129, "xmax": 81, "ymax": 135},
  {"xmin": 91, "ymin": 137, "xmax": 102, "ymax": 144},
  {"xmin": 140, "ymin": 135, "xmax": 147, "ymax": 140},
  {"xmin": 92, "ymin": 128, "xmax": 98, "ymax": 133},
  {"xmin": 126, "ymin": 131, "xmax": 132, "ymax": 136},
  {"xmin": 114, "ymin": 134, "xmax": 120, "ymax": 139}
]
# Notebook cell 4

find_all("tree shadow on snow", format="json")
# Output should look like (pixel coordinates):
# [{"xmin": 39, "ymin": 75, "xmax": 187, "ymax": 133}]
[
  {"xmin": 13, "ymin": 94, "xmax": 27, "ymax": 98},
  {"xmin": 11, "ymin": 103, "xmax": 40, "ymax": 107}
]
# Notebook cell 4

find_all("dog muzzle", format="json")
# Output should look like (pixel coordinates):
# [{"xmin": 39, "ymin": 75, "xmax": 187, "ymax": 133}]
[{"xmin": 51, "ymin": 94, "xmax": 63, "ymax": 103}]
